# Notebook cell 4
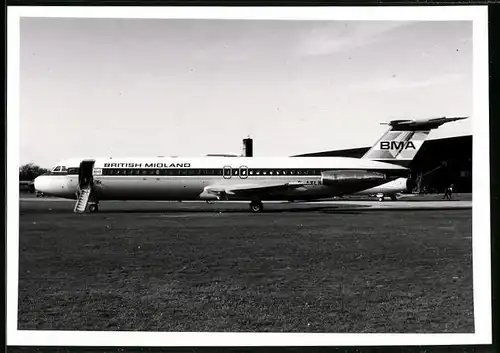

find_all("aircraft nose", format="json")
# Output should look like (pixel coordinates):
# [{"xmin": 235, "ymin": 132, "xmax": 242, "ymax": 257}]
[{"xmin": 34, "ymin": 175, "xmax": 51, "ymax": 193}]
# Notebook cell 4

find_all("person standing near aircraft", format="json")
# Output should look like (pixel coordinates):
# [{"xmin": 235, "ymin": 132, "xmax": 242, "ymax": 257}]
[
  {"xmin": 448, "ymin": 184, "xmax": 454, "ymax": 199},
  {"xmin": 443, "ymin": 183, "xmax": 454, "ymax": 200}
]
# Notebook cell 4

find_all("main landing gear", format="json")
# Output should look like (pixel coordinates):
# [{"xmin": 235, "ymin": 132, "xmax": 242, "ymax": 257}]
[
  {"xmin": 249, "ymin": 200, "xmax": 264, "ymax": 213},
  {"xmin": 88, "ymin": 203, "xmax": 99, "ymax": 213},
  {"xmin": 377, "ymin": 195, "xmax": 398, "ymax": 202}
]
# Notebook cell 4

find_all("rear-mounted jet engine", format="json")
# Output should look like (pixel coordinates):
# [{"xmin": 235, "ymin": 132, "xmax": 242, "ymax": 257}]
[{"xmin": 321, "ymin": 170, "xmax": 387, "ymax": 195}]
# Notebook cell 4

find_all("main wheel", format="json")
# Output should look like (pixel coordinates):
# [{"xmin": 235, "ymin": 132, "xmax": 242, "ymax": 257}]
[
  {"xmin": 89, "ymin": 204, "xmax": 99, "ymax": 213},
  {"xmin": 390, "ymin": 195, "xmax": 398, "ymax": 201},
  {"xmin": 249, "ymin": 201, "xmax": 263, "ymax": 213}
]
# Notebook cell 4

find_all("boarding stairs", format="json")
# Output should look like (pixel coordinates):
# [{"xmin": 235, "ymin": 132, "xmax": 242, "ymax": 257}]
[{"xmin": 74, "ymin": 187, "xmax": 91, "ymax": 213}]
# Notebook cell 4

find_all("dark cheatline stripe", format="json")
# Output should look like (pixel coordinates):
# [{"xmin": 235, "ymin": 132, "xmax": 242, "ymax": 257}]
[
  {"xmin": 44, "ymin": 171, "xmax": 79, "ymax": 176},
  {"xmin": 41, "ymin": 167, "xmax": 408, "ymax": 178},
  {"xmin": 100, "ymin": 167, "xmax": 406, "ymax": 177}
]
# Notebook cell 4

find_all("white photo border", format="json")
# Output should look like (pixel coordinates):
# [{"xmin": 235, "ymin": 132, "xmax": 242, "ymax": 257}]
[{"xmin": 7, "ymin": 5, "xmax": 491, "ymax": 347}]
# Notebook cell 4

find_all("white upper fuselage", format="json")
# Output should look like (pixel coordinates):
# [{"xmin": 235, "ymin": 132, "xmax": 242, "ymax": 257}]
[
  {"xmin": 95, "ymin": 156, "xmax": 404, "ymax": 170},
  {"xmin": 34, "ymin": 156, "xmax": 407, "ymax": 201},
  {"xmin": 48, "ymin": 156, "xmax": 407, "ymax": 171}
]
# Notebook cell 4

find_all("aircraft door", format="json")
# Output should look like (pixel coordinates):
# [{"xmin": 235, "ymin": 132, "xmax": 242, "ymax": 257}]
[
  {"xmin": 223, "ymin": 166, "xmax": 232, "ymax": 179},
  {"xmin": 239, "ymin": 166, "xmax": 248, "ymax": 179},
  {"xmin": 79, "ymin": 160, "xmax": 95, "ymax": 189}
]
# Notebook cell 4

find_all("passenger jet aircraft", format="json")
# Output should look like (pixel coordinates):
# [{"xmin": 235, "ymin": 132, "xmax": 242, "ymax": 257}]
[{"xmin": 33, "ymin": 117, "xmax": 466, "ymax": 213}]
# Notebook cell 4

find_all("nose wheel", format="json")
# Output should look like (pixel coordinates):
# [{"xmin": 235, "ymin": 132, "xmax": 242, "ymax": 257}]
[
  {"xmin": 249, "ymin": 200, "xmax": 263, "ymax": 213},
  {"xmin": 88, "ymin": 204, "xmax": 99, "ymax": 213}
]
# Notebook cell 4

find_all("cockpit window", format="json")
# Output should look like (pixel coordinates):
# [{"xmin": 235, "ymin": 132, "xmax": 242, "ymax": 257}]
[{"xmin": 51, "ymin": 166, "xmax": 68, "ymax": 172}]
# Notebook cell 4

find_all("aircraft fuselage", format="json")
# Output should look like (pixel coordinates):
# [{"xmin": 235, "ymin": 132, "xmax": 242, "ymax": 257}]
[{"xmin": 34, "ymin": 156, "xmax": 408, "ymax": 202}]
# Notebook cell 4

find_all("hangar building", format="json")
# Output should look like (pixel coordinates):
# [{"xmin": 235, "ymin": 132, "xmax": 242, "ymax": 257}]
[{"xmin": 294, "ymin": 135, "xmax": 472, "ymax": 193}]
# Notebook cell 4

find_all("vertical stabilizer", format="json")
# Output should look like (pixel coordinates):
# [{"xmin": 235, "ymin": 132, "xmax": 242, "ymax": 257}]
[{"xmin": 362, "ymin": 116, "xmax": 467, "ymax": 166}]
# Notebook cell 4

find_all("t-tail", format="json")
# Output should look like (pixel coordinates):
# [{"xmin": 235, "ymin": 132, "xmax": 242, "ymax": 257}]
[{"xmin": 362, "ymin": 116, "xmax": 468, "ymax": 167}]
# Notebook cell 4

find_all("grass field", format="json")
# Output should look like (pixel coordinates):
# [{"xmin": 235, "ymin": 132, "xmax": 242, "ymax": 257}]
[{"xmin": 18, "ymin": 200, "xmax": 473, "ymax": 333}]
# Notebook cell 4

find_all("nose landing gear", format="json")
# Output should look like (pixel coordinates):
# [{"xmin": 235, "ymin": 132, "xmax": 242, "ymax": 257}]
[{"xmin": 88, "ymin": 203, "xmax": 99, "ymax": 213}]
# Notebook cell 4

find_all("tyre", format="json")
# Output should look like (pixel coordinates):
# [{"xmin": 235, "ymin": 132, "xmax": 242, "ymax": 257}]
[{"xmin": 249, "ymin": 201, "xmax": 263, "ymax": 213}]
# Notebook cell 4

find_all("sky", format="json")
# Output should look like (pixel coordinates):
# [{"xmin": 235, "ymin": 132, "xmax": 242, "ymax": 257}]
[{"xmin": 19, "ymin": 18, "xmax": 472, "ymax": 167}]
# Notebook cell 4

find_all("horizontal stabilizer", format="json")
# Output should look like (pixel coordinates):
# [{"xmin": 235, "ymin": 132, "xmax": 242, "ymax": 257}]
[{"xmin": 380, "ymin": 116, "xmax": 468, "ymax": 131}]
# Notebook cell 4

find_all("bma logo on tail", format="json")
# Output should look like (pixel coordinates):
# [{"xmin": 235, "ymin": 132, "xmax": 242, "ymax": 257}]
[
  {"xmin": 363, "ymin": 130, "xmax": 428, "ymax": 162},
  {"xmin": 380, "ymin": 140, "xmax": 416, "ymax": 150}
]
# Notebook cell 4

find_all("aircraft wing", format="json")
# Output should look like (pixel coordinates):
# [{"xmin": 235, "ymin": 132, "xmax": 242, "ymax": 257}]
[{"xmin": 202, "ymin": 182, "xmax": 305, "ymax": 200}]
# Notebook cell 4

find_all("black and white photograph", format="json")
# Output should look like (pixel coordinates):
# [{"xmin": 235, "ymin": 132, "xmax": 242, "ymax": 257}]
[{"xmin": 7, "ymin": 6, "xmax": 491, "ymax": 347}]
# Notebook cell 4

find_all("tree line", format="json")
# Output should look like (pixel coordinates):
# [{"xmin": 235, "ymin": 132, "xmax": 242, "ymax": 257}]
[{"xmin": 19, "ymin": 163, "xmax": 49, "ymax": 181}]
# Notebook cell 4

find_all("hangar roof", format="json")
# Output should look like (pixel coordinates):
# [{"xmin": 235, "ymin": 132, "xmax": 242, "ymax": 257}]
[{"xmin": 294, "ymin": 135, "xmax": 472, "ymax": 172}]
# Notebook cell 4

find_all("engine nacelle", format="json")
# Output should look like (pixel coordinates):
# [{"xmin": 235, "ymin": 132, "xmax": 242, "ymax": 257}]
[
  {"xmin": 406, "ymin": 178, "xmax": 417, "ymax": 193},
  {"xmin": 321, "ymin": 170, "xmax": 387, "ymax": 194}
]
